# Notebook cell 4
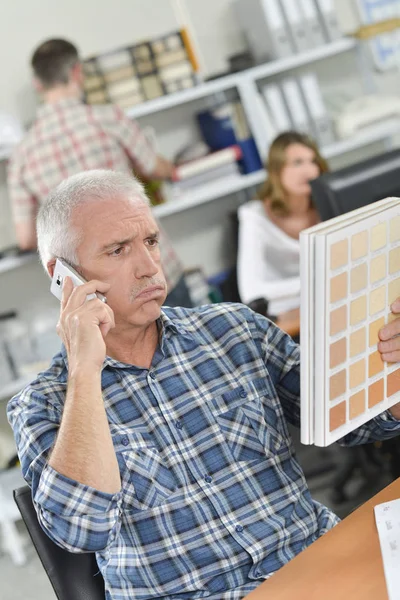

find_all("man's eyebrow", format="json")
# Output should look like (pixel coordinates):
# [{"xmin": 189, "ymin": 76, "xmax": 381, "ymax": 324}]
[
  {"xmin": 100, "ymin": 236, "xmax": 135, "ymax": 252},
  {"xmin": 100, "ymin": 231, "xmax": 159, "ymax": 252}
]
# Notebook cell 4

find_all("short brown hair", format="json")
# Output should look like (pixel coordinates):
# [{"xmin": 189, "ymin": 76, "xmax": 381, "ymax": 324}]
[
  {"xmin": 258, "ymin": 131, "xmax": 329, "ymax": 216},
  {"xmin": 31, "ymin": 39, "xmax": 79, "ymax": 89}
]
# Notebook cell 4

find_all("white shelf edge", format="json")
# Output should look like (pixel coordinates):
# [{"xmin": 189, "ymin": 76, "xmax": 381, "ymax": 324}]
[
  {"xmin": 242, "ymin": 38, "xmax": 356, "ymax": 83},
  {"xmin": 323, "ymin": 118, "xmax": 400, "ymax": 159},
  {"xmin": 154, "ymin": 170, "xmax": 266, "ymax": 218},
  {"xmin": 0, "ymin": 252, "xmax": 38, "ymax": 274},
  {"xmin": 126, "ymin": 39, "xmax": 356, "ymax": 120}
]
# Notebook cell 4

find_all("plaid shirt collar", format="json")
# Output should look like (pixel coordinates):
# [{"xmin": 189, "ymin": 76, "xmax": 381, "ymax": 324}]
[
  {"xmin": 36, "ymin": 97, "xmax": 83, "ymax": 119},
  {"xmin": 59, "ymin": 309, "xmax": 190, "ymax": 372}
]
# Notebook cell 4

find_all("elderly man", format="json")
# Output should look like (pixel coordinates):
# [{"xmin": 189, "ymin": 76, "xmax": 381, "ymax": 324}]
[{"xmin": 8, "ymin": 170, "xmax": 400, "ymax": 600}]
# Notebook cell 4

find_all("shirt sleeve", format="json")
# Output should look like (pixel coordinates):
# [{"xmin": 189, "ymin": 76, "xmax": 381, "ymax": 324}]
[
  {"xmin": 106, "ymin": 105, "xmax": 157, "ymax": 176},
  {"xmin": 250, "ymin": 309, "xmax": 302, "ymax": 428},
  {"xmin": 237, "ymin": 207, "xmax": 301, "ymax": 306},
  {"xmin": 7, "ymin": 387, "xmax": 121, "ymax": 553},
  {"xmin": 7, "ymin": 150, "xmax": 38, "ymax": 224}
]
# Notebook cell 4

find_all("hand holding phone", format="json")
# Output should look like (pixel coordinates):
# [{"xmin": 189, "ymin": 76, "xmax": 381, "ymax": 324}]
[
  {"xmin": 52, "ymin": 260, "xmax": 114, "ymax": 373},
  {"xmin": 51, "ymin": 258, "xmax": 107, "ymax": 303}
]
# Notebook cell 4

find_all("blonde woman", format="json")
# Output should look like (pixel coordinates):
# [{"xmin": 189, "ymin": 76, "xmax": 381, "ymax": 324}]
[{"xmin": 237, "ymin": 131, "xmax": 329, "ymax": 325}]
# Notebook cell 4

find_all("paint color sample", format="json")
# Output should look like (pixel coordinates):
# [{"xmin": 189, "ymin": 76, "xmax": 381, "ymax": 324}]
[
  {"xmin": 371, "ymin": 223, "xmax": 386, "ymax": 251},
  {"xmin": 330, "ymin": 272, "xmax": 347, "ymax": 303},
  {"xmin": 368, "ymin": 378, "xmax": 384, "ymax": 408},
  {"xmin": 389, "ymin": 247, "xmax": 400, "ymax": 274},
  {"xmin": 330, "ymin": 402, "xmax": 346, "ymax": 431},
  {"xmin": 350, "ymin": 359, "xmax": 365, "ymax": 389},
  {"xmin": 351, "ymin": 230, "xmax": 368, "ymax": 260},
  {"xmin": 370, "ymin": 254, "xmax": 386, "ymax": 283},
  {"xmin": 330, "ymin": 305, "xmax": 347, "ymax": 336},
  {"xmin": 351, "ymin": 263, "xmax": 367, "ymax": 293},
  {"xmin": 390, "ymin": 216, "xmax": 400, "ymax": 243},
  {"xmin": 350, "ymin": 295, "xmax": 367, "ymax": 326},
  {"xmin": 369, "ymin": 317, "xmax": 385, "ymax": 347},
  {"xmin": 369, "ymin": 285, "xmax": 386, "ymax": 316},
  {"xmin": 350, "ymin": 328, "xmax": 366, "ymax": 357},
  {"xmin": 330, "ymin": 337, "xmax": 346, "ymax": 369},
  {"xmin": 330, "ymin": 239, "xmax": 348, "ymax": 270},
  {"xmin": 301, "ymin": 197, "xmax": 400, "ymax": 447},
  {"xmin": 388, "ymin": 278, "xmax": 400, "ymax": 305},
  {"xmin": 350, "ymin": 389, "xmax": 365, "ymax": 419},
  {"xmin": 387, "ymin": 369, "xmax": 400, "ymax": 397},
  {"xmin": 368, "ymin": 351, "xmax": 383, "ymax": 378},
  {"xmin": 330, "ymin": 370, "xmax": 346, "ymax": 400}
]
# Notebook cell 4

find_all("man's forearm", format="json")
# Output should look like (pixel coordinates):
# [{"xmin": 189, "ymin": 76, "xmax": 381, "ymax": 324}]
[{"xmin": 48, "ymin": 368, "xmax": 121, "ymax": 494}]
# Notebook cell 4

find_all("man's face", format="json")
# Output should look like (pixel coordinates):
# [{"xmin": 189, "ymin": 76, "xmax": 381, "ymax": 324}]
[{"xmin": 72, "ymin": 197, "xmax": 167, "ymax": 329}]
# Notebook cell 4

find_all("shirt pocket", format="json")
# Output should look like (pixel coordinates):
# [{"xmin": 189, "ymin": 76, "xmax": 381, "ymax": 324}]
[
  {"xmin": 113, "ymin": 430, "xmax": 178, "ymax": 512},
  {"xmin": 210, "ymin": 379, "xmax": 285, "ymax": 462}
]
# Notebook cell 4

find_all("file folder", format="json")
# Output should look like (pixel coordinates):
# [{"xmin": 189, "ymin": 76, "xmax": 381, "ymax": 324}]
[
  {"xmin": 298, "ymin": 0, "xmax": 326, "ymax": 47},
  {"xmin": 314, "ymin": 0, "xmax": 342, "ymax": 41},
  {"xmin": 280, "ymin": 0, "xmax": 311, "ymax": 52},
  {"xmin": 262, "ymin": 83, "xmax": 292, "ymax": 133},
  {"xmin": 298, "ymin": 72, "xmax": 335, "ymax": 146},
  {"xmin": 281, "ymin": 77, "xmax": 311, "ymax": 134}
]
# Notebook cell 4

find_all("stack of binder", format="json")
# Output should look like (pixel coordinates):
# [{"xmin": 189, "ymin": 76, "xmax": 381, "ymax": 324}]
[
  {"xmin": 260, "ymin": 72, "xmax": 335, "ymax": 147},
  {"xmin": 233, "ymin": 0, "xmax": 342, "ymax": 63},
  {"xmin": 171, "ymin": 146, "xmax": 242, "ymax": 192}
]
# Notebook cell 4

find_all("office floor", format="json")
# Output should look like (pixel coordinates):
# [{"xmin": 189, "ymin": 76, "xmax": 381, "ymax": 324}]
[{"xmin": 0, "ymin": 429, "xmax": 395, "ymax": 600}]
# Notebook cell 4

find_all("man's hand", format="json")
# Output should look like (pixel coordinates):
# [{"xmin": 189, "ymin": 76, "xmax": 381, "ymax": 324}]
[
  {"xmin": 378, "ymin": 298, "xmax": 400, "ymax": 363},
  {"xmin": 57, "ymin": 277, "xmax": 114, "ymax": 375}
]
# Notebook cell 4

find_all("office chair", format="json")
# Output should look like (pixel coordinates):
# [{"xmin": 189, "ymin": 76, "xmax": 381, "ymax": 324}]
[{"xmin": 13, "ymin": 486, "xmax": 105, "ymax": 600}]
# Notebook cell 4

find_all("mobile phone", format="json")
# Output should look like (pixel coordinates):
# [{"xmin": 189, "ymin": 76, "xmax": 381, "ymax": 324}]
[{"xmin": 50, "ymin": 258, "xmax": 107, "ymax": 303}]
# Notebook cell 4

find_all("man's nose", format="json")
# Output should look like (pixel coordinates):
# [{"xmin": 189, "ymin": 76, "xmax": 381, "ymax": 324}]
[{"xmin": 134, "ymin": 248, "xmax": 159, "ymax": 278}]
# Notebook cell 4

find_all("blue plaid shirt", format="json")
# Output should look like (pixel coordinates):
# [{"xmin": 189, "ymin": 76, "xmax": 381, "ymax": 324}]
[{"xmin": 8, "ymin": 304, "xmax": 400, "ymax": 600}]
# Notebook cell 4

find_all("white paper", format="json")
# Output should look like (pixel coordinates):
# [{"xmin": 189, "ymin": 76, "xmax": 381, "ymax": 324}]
[{"xmin": 374, "ymin": 498, "xmax": 400, "ymax": 600}]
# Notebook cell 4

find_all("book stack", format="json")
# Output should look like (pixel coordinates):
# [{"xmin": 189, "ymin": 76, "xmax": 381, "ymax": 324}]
[
  {"xmin": 171, "ymin": 146, "xmax": 242, "ymax": 193},
  {"xmin": 83, "ymin": 31, "xmax": 196, "ymax": 109}
]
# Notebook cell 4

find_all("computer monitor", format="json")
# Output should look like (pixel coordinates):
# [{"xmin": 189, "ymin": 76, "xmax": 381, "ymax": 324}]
[{"xmin": 310, "ymin": 148, "xmax": 400, "ymax": 222}]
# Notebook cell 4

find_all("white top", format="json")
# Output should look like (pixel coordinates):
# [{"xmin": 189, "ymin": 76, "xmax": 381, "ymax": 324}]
[{"xmin": 237, "ymin": 199, "xmax": 301, "ymax": 316}]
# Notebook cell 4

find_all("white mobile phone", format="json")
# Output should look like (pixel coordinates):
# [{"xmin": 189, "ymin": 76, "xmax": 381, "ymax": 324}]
[{"xmin": 50, "ymin": 258, "xmax": 107, "ymax": 303}]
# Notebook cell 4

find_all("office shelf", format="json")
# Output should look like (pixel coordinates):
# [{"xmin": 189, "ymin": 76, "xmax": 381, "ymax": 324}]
[
  {"xmin": 153, "ymin": 118, "xmax": 400, "ymax": 218},
  {"xmin": 154, "ymin": 170, "xmax": 266, "ymax": 218},
  {"xmin": 126, "ymin": 38, "xmax": 356, "ymax": 120}
]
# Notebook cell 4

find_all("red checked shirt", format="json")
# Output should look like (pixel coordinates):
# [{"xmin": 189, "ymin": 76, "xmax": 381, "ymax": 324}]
[{"xmin": 7, "ymin": 98, "xmax": 183, "ymax": 291}]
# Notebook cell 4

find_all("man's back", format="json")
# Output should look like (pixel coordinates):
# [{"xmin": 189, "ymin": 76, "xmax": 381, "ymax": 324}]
[{"xmin": 9, "ymin": 98, "xmax": 156, "ymax": 210}]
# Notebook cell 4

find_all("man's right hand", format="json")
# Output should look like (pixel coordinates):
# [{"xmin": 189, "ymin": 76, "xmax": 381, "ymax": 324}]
[{"xmin": 57, "ymin": 277, "xmax": 115, "ymax": 375}]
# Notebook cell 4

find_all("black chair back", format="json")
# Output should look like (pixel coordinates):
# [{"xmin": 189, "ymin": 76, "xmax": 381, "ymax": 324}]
[{"xmin": 13, "ymin": 486, "xmax": 105, "ymax": 600}]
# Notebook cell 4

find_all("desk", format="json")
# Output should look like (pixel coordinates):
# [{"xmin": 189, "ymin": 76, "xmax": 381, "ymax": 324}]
[{"xmin": 245, "ymin": 477, "xmax": 400, "ymax": 600}]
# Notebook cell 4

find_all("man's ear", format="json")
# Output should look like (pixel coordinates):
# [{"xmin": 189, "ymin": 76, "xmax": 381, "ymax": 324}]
[
  {"xmin": 32, "ymin": 77, "xmax": 44, "ymax": 94},
  {"xmin": 47, "ymin": 258, "xmax": 56, "ymax": 279},
  {"xmin": 71, "ymin": 62, "xmax": 84, "ymax": 86}
]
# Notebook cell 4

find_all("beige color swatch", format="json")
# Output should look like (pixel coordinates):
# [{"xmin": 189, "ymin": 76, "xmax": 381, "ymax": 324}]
[
  {"xmin": 349, "ymin": 359, "xmax": 365, "ymax": 389},
  {"xmin": 330, "ymin": 305, "xmax": 347, "ymax": 336},
  {"xmin": 330, "ymin": 370, "xmax": 346, "ymax": 400},
  {"xmin": 350, "ymin": 263, "xmax": 367, "ymax": 293},
  {"xmin": 330, "ymin": 402, "xmax": 346, "ymax": 432},
  {"xmin": 351, "ymin": 231, "xmax": 368, "ymax": 261},
  {"xmin": 330, "ymin": 272, "xmax": 347, "ymax": 303},
  {"xmin": 368, "ymin": 351, "xmax": 384, "ymax": 378},
  {"xmin": 350, "ymin": 328, "xmax": 366, "ymax": 357},
  {"xmin": 349, "ymin": 390, "xmax": 365, "ymax": 419},
  {"xmin": 330, "ymin": 338, "xmax": 346, "ymax": 369},
  {"xmin": 330, "ymin": 240, "xmax": 348, "ymax": 271},
  {"xmin": 368, "ymin": 379, "xmax": 384, "ymax": 408},
  {"xmin": 350, "ymin": 296, "xmax": 367, "ymax": 326},
  {"xmin": 371, "ymin": 223, "xmax": 386, "ymax": 251},
  {"xmin": 370, "ymin": 254, "xmax": 386, "ymax": 283},
  {"xmin": 369, "ymin": 286, "xmax": 386, "ymax": 316},
  {"xmin": 369, "ymin": 317, "xmax": 385, "ymax": 347},
  {"xmin": 389, "ymin": 247, "xmax": 400, "ymax": 275},
  {"xmin": 390, "ymin": 216, "xmax": 400, "ymax": 243}
]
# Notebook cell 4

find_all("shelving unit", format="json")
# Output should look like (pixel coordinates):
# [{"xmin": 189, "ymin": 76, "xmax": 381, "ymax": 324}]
[{"xmin": 153, "ymin": 117, "xmax": 400, "ymax": 218}]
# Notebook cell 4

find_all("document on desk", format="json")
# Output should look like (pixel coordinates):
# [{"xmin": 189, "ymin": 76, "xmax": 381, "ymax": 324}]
[{"xmin": 374, "ymin": 499, "xmax": 400, "ymax": 600}]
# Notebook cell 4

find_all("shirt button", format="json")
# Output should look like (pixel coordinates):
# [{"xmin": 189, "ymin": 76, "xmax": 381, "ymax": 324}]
[
  {"xmin": 175, "ymin": 421, "xmax": 183, "ymax": 430},
  {"xmin": 235, "ymin": 525, "xmax": 244, "ymax": 533},
  {"xmin": 254, "ymin": 570, "xmax": 262, "ymax": 578},
  {"xmin": 204, "ymin": 475, "xmax": 212, "ymax": 483},
  {"xmin": 239, "ymin": 388, "xmax": 247, "ymax": 398},
  {"xmin": 121, "ymin": 436, "xmax": 129, "ymax": 446},
  {"xmin": 149, "ymin": 371, "xmax": 156, "ymax": 380}
]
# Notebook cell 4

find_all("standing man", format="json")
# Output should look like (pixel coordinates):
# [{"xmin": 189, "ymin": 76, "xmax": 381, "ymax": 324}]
[{"xmin": 7, "ymin": 38, "xmax": 192, "ymax": 307}]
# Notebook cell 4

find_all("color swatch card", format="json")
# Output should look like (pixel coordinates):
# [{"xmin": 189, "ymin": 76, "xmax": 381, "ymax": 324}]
[{"xmin": 300, "ymin": 197, "xmax": 400, "ymax": 446}]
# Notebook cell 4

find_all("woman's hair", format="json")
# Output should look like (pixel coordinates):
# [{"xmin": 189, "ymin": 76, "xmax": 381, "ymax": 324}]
[{"xmin": 258, "ymin": 131, "xmax": 329, "ymax": 216}]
